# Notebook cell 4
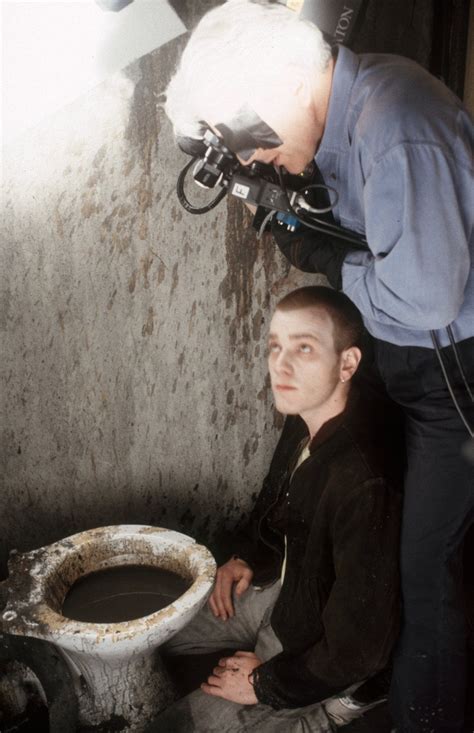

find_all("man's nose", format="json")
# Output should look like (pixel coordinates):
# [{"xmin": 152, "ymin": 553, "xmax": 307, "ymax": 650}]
[
  {"xmin": 274, "ymin": 350, "xmax": 293, "ymax": 374},
  {"xmin": 236, "ymin": 148, "xmax": 274, "ymax": 166},
  {"xmin": 236, "ymin": 151, "xmax": 256, "ymax": 166}
]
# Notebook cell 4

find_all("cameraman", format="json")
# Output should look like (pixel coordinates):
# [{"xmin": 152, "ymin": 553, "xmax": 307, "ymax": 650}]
[{"xmin": 164, "ymin": 2, "xmax": 474, "ymax": 731}]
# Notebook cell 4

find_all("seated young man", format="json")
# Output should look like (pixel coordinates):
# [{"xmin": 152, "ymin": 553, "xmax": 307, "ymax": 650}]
[{"xmin": 147, "ymin": 286, "xmax": 403, "ymax": 732}]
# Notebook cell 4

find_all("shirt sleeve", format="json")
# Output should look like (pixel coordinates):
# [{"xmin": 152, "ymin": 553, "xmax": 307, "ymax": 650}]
[
  {"xmin": 342, "ymin": 143, "xmax": 472, "ymax": 330},
  {"xmin": 252, "ymin": 478, "xmax": 402, "ymax": 708}
]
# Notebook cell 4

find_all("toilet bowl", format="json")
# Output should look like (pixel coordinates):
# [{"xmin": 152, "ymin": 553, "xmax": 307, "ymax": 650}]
[{"xmin": 0, "ymin": 525, "xmax": 216, "ymax": 731}]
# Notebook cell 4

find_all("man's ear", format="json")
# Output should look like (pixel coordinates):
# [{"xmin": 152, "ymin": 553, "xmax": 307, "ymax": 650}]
[
  {"xmin": 286, "ymin": 64, "xmax": 313, "ymax": 107},
  {"xmin": 340, "ymin": 346, "xmax": 362, "ymax": 382}
]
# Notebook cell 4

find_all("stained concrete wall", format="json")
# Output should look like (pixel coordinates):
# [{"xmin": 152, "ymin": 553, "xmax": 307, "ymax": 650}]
[
  {"xmin": 0, "ymin": 32, "xmax": 315, "ymax": 576},
  {"xmin": 0, "ymin": 0, "xmax": 454, "ymax": 577}
]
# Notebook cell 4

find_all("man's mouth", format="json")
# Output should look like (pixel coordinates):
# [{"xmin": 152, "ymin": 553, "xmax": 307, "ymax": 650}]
[{"xmin": 275, "ymin": 384, "xmax": 297, "ymax": 391}]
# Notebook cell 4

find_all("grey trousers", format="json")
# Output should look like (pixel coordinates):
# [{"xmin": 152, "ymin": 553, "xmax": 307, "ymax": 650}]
[{"xmin": 145, "ymin": 582, "xmax": 360, "ymax": 733}]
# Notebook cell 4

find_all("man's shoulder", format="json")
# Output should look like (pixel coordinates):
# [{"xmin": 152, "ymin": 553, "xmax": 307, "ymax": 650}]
[
  {"xmin": 355, "ymin": 51, "xmax": 457, "ymax": 112},
  {"xmin": 349, "ymin": 50, "xmax": 471, "ymax": 161}
]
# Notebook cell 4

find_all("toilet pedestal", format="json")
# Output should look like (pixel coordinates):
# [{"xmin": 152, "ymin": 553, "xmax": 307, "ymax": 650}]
[
  {"xmin": 0, "ymin": 525, "xmax": 216, "ymax": 731},
  {"xmin": 63, "ymin": 643, "xmax": 176, "ymax": 729}
]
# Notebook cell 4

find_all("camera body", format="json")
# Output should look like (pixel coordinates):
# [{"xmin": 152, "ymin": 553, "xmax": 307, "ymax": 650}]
[{"xmin": 178, "ymin": 129, "xmax": 313, "ymax": 224}]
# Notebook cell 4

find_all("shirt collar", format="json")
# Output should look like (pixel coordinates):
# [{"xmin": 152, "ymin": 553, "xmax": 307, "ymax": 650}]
[{"xmin": 316, "ymin": 46, "xmax": 361, "ymax": 157}]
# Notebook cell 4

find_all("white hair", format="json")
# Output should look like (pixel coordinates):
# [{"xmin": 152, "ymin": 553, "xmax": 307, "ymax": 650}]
[{"xmin": 165, "ymin": 0, "xmax": 332, "ymax": 140}]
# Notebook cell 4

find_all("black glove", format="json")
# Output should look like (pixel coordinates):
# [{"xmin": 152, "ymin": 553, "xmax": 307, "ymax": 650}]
[{"xmin": 271, "ymin": 218, "xmax": 356, "ymax": 291}]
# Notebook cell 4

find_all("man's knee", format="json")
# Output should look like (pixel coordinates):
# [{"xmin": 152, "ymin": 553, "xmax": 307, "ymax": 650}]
[
  {"xmin": 146, "ymin": 690, "xmax": 244, "ymax": 733},
  {"xmin": 143, "ymin": 697, "xmax": 194, "ymax": 733}
]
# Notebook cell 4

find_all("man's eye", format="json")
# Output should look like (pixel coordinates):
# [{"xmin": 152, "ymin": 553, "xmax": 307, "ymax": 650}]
[
  {"xmin": 299, "ymin": 344, "xmax": 312, "ymax": 353},
  {"xmin": 268, "ymin": 343, "xmax": 280, "ymax": 353}
]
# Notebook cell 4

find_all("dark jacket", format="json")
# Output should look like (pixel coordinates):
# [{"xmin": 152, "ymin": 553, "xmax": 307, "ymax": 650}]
[{"xmin": 234, "ymin": 388, "xmax": 403, "ymax": 709}]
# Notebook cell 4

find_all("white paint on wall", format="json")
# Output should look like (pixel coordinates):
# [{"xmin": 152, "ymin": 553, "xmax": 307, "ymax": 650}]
[{"xmin": 1, "ymin": 0, "xmax": 186, "ymax": 146}]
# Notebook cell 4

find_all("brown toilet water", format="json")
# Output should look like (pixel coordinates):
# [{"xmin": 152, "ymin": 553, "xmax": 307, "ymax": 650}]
[{"xmin": 62, "ymin": 565, "xmax": 190, "ymax": 623}]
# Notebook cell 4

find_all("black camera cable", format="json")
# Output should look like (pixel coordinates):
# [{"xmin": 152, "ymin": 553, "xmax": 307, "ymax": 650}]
[
  {"xmin": 177, "ymin": 157, "xmax": 227, "ymax": 214},
  {"xmin": 276, "ymin": 165, "xmax": 368, "ymax": 249},
  {"xmin": 430, "ymin": 329, "xmax": 474, "ymax": 439}
]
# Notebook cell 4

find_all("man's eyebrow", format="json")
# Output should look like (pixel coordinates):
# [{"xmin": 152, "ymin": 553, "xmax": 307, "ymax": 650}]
[
  {"xmin": 268, "ymin": 332, "xmax": 321, "ymax": 341},
  {"xmin": 290, "ymin": 333, "xmax": 320, "ymax": 340}
]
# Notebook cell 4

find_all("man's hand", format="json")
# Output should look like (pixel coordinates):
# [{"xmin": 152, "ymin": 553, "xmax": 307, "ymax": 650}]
[
  {"xmin": 271, "ymin": 219, "xmax": 356, "ymax": 290},
  {"xmin": 201, "ymin": 651, "xmax": 261, "ymax": 704},
  {"xmin": 208, "ymin": 557, "xmax": 253, "ymax": 620}
]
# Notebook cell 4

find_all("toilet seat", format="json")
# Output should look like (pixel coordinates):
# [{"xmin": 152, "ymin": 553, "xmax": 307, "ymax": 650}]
[{"xmin": 1, "ymin": 525, "xmax": 215, "ymax": 651}]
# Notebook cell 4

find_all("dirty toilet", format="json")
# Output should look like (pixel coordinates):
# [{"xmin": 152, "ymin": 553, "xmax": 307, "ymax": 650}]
[{"xmin": 0, "ymin": 525, "xmax": 216, "ymax": 731}]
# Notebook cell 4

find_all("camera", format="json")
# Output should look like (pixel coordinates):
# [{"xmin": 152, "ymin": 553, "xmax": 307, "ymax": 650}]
[
  {"xmin": 176, "ymin": 127, "xmax": 368, "ymax": 248},
  {"xmin": 176, "ymin": 128, "xmax": 315, "ymax": 230}
]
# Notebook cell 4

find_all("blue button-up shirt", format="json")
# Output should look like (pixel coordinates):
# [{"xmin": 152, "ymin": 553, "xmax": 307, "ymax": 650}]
[{"xmin": 315, "ymin": 47, "xmax": 473, "ymax": 347}]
